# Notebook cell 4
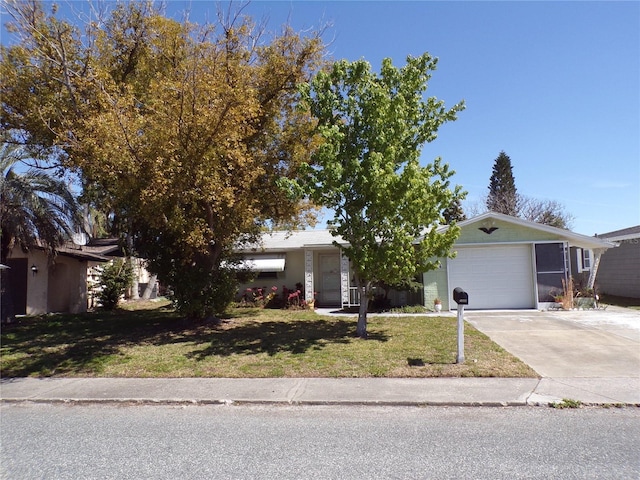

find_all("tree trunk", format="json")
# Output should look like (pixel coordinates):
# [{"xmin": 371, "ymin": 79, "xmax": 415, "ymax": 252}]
[
  {"xmin": 130, "ymin": 260, "xmax": 140, "ymax": 300},
  {"xmin": 356, "ymin": 283, "xmax": 369, "ymax": 338},
  {"xmin": 142, "ymin": 274, "xmax": 158, "ymax": 300},
  {"xmin": 126, "ymin": 235, "xmax": 139, "ymax": 300}
]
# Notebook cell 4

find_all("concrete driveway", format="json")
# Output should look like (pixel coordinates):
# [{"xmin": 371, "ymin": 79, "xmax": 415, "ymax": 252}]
[
  {"xmin": 465, "ymin": 306, "xmax": 640, "ymax": 377},
  {"xmin": 465, "ymin": 306, "xmax": 640, "ymax": 404}
]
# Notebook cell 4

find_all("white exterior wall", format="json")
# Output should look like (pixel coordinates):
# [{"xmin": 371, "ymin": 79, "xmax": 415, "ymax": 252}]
[{"xmin": 47, "ymin": 255, "xmax": 88, "ymax": 314}]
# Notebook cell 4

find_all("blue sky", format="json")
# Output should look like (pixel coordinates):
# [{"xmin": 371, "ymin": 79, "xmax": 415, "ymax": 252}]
[
  {"xmin": 170, "ymin": 0, "xmax": 638, "ymax": 236},
  {"xmin": 3, "ymin": 1, "xmax": 639, "ymax": 235}
]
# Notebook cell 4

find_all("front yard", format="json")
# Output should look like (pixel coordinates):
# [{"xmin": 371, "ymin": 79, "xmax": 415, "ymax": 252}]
[{"xmin": 0, "ymin": 300, "xmax": 537, "ymax": 378}]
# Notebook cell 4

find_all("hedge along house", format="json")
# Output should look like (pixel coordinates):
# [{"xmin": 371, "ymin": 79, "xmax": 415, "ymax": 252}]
[
  {"xmin": 423, "ymin": 212, "xmax": 616, "ymax": 311},
  {"xmin": 237, "ymin": 212, "xmax": 616, "ymax": 311}
]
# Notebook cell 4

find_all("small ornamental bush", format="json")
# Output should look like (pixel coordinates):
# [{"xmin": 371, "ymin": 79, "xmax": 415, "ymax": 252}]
[
  {"xmin": 240, "ymin": 286, "xmax": 279, "ymax": 308},
  {"xmin": 97, "ymin": 259, "xmax": 133, "ymax": 310}
]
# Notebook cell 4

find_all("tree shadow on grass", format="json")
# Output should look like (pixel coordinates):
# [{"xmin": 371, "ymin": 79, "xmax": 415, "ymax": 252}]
[
  {"xmin": 188, "ymin": 318, "xmax": 388, "ymax": 360},
  {"xmin": 0, "ymin": 307, "xmax": 388, "ymax": 377},
  {"xmin": 0, "ymin": 307, "xmax": 183, "ymax": 377}
]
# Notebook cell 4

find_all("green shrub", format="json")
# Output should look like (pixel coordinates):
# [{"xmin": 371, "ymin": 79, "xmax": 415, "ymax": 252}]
[
  {"xmin": 166, "ymin": 264, "xmax": 237, "ymax": 320},
  {"xmin": 97, "ymin": 259, "xmax": 133, "ymax": 310}
]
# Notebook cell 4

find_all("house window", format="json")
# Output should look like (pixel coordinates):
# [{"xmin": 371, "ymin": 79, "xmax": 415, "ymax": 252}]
[
  {"xmin": 576, "ymin": 248, "xmax": 591, "ymax": 273},
  {"xmin": 257, "ymin": 271, "xmax": 278, "ymax": 280},
  {"xmin": 579, "ymin": 248, "xmax": 591, "ymax": 273}
]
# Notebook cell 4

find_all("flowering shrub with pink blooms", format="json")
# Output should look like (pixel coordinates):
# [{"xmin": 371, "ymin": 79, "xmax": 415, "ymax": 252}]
[
  {"xmin": 237, "ymin": 282, "xmax": 316, "ymax": 309},
  {"xmin": 240, "ymin": 286, "xmax": 278, "ymax": 308}
]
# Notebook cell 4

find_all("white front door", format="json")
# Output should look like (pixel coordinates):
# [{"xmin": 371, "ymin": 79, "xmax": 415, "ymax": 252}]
[{"xmin": 319, "ymin": 254, "xmax": 341, "ymax": 306}]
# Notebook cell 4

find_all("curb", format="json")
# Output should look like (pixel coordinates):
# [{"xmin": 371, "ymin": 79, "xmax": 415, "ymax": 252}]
[
  {"xmin": 0, "ymin": 397, "xmax": 528, "ymax": 407},
  {"xmin": 3, "ymin": 397, "xmax": 638, "ymax": 408}
]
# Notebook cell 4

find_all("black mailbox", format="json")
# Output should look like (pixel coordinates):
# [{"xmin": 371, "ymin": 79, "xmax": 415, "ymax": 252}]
[{"xmin": 453, "ymin": 287, "xmax": 468, "ymax": 305}]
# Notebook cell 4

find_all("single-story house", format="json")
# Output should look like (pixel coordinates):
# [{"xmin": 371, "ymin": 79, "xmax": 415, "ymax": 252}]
[
  {"xmin": 237, "ymin": 212, "xmax": 616, "ymax": 311},
  {"xmin": 2, "ymin": 238, "xmax": 157, "ymax": 317},
  {"xmin": 4, "ymin": 243, "xmax": 110, "ymax": 316},
  {"xmin": 594, "ymin": 226, "xmax": 640, "ymax": 299}
]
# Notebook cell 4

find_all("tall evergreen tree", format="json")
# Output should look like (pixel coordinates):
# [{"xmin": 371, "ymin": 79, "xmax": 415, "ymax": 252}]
[{"xmin": 486, "ymin": 151, "xmax": 518, "ymax": 216}]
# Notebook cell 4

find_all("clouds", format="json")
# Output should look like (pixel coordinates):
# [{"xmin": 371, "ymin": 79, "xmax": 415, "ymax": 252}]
[{"xmin": 591, "ymin": 181, "xmax": 635, "ymax": 190}]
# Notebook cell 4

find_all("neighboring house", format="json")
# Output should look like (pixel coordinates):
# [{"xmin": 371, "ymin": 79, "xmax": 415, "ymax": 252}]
[
  {"xmin": 83, "ymin": 238, "xmax": 157, "ymax": 302},
  {"xmin": 4, "ymin": 238, "xmax": 156, "ymax": 316},
  {"xmin": 594, "ymin": 226, "xmax": 640, "ymax": 299},
  {"xmin": 5, "ymin": 243, "xmax": 110, "ymax": 316},
  {"xmin": 237, "ymin": 212, "xmax": 616, "ymax": 311}
]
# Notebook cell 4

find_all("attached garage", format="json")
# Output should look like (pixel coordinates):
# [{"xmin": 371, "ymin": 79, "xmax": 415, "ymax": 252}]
[
  {"xmin": 448, "ymin": 244, "xmax": 535, "ymax": 309},
  {"xmin": 423, "ymin": 212, "xmax": 617, "ymax": 311}
]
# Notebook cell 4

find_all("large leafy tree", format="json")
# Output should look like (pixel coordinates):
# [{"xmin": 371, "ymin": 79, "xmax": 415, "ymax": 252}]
[
  {"xmin": 486, "ymin": 151, "xmax": 518, "ymax": 215},
  {"xmin": 300, "ymin": 54, "xmax": 465, "ymax": 338},
  {"xmin": 1, "ymin": 1, "xmax": 325, "ymax": 319}
]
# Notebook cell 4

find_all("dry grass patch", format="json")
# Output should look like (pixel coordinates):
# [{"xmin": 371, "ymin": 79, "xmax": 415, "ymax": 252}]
[{"xmin": 1, "ymin": 302, "xmax": 537, "ymax": 378}]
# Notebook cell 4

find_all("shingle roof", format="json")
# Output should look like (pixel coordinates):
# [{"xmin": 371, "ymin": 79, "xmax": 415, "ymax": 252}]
[
  {"xmin": 596, "ymin": 225, "xmax": 640, "ymax": 240},
  {"xmin": 240, "ymin": 230, "xmax": 347, "ymax": 252}
]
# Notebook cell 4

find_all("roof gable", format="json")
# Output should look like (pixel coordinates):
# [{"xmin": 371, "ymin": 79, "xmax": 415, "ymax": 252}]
[{"xmin": 451, "ymin": 212, "xmax": 615, "ymax": 249}]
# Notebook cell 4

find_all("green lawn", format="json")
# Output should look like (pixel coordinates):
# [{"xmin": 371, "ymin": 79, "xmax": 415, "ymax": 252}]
[{"xmin": 0, "ymin": 300, "xmax": 537, "ymax": 378}]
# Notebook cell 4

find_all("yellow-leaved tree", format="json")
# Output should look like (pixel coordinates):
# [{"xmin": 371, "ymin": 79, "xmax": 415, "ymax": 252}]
[{"xmin": 1, "ymin": 1, "xmax": 326, "ymax": 319}]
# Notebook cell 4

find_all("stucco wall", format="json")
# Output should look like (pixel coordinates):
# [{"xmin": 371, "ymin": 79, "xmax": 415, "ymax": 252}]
[
  {"xmin": 596, "ymin": 238, "xmax": 640, "ymax": 298},
  {"xmin": 10, "ymin": 250, "xmax": 89, "ymax": 315},
  {"xmin": 47, "ymin": 255, "xmax": 88, "ymax": 313},
  {"xmin": 423, "ymin": 258, "xmax": 449, "ymax": 310}
]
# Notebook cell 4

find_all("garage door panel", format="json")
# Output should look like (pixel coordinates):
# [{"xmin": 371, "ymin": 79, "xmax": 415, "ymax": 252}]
[{"xmin": 448, "ymin": 245, "xmax": 535, "ymax": 309}]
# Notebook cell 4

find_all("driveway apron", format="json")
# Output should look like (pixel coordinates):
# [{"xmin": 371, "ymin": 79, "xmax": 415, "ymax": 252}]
[{"xmin": 464, "ymin": 307, "xmax": 640, "ymax": 378}]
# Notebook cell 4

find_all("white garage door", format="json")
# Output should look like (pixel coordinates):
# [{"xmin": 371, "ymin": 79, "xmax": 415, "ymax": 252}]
[{"xmin": 448, "ymin": 245, "xmax": 535, "ymax": 309}]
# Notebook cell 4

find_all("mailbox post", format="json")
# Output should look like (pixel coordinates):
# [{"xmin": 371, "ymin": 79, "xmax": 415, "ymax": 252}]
[{"xmin": 453, "ymin": 287, "xmax": 468, "ymax": 364}]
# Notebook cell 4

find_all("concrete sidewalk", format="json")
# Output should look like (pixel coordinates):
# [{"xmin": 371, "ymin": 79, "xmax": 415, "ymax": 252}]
[
  {"xmin": 3, "ymin": 308, "xmax": 638, "ymax": 408},
  {"xmin": 2, "ymin": 376, "xmax": 639, "ymax": 407}
]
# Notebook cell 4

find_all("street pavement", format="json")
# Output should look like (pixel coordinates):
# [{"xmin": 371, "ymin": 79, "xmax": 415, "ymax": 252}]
[{"xmin": 1, "ymin": 306, "xmax": 638, "ymax": 407}]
